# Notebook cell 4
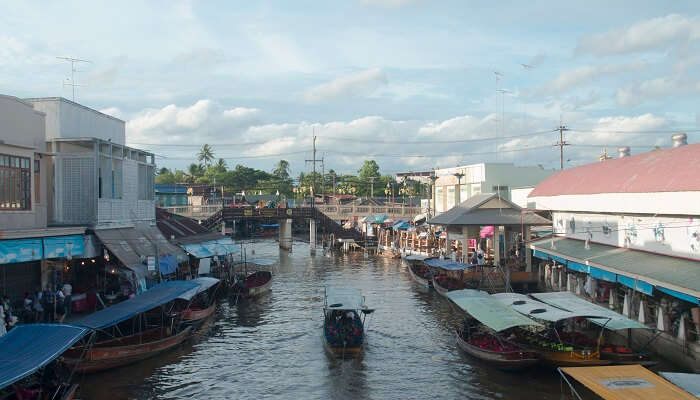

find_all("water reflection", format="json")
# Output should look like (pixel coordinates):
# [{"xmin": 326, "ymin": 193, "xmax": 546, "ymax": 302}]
[{"xmin": 80, "ymin": 239, "xmax": 562, "ymax": 400}]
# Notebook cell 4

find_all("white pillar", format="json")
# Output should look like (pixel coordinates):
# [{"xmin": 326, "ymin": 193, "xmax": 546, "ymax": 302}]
[
  {"xmin": 444, "ymin": 233, "xmax": 451, "ymax": 257},
  {"xmin": 576, "ymin": 277, "xmax": 584, "ymax": 296},
  {"xmin": 637, "ymin": 299, "xmax": 647, "ymax": 324},
  {"xmin": 221, "ymin": 220, "xmax": 226, "ymax": 235},
  {"xmin": 589, "ymin": 277, "xmax": 598, "ymax": 300},
  {"xmin": 462, "ymin": 226, "xmax": 470, "ymax": 264},
  {"xmin": 622, "ymin": 293, "xmax": 631, "ymax": 317},
  {"xmin": 493, "ymin": 227, "xmax": 501, "ymax": 266},
  {"xmin": 566, "ymin": 274, "xmax": 573, "ymax": 292},
  {"xmin": 544, "ymin": 264, "xmax": 551, "ymax": 287},
  {"xmin": 678, "ymin": 314, "xmax": 687, "ymax": 341},
  {"xmin": 309, "ymin": 219, "xmax": 316, "ymax": 254},
  {"xmin": 279, "ymin": 219, "xmax": 292, "ymax": 250},
  {"xmin": 609, "ymin": 289, "xmax": 617, "ymax": 310},
  {"xmin": 558, "ymin": 268, "xmax": 564, "ymax": 291},
  {"xmin": 656, "ymin": 306, "xmax": 667, "ymax": 331},
  {"xmin": 524, "ymin": 226, "xmax": 532, "ymax": 272}
]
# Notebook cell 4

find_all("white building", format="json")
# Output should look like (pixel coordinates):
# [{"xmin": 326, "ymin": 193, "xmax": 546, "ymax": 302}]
[
  {"xmin": 432, "ymin": 163, "xmax": 554, "ymax": 215},
  {"xmin": 528, "ymin": 134, "xmax": 700, "ymax": 371}
]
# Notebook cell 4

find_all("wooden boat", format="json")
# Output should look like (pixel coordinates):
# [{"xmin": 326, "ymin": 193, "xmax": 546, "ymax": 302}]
[
  {"xmin": 233, "ymin": 270, "xmax": 273, "ymax": 299},
  {"xmin": 432, "ymin": 275, "xmax": 468, "ymax": 298},
  {"xmin": 182, "ymin": 302, "xmax": 216, "ymax": 326},
  {"xmin": 408, "ymin": 262, "xmax": 433, "ymax": 288},
  {"xmin": 178, "ymin": 277, "xmax": 220, "ymax": 327},
  {"xmin": 2, "ymin": 383, "xmax": 79, "ymax": 400},
  {"xmin": 455, "ymin": 331, "xmax": 540, "ymax": 371},
  {"xmin": 62, "ymin": 326, "xmax": 192, "ymax": 373},
  {"xmin": 323, "ymin": 287, "xmax": 374, "ymax": 356}
]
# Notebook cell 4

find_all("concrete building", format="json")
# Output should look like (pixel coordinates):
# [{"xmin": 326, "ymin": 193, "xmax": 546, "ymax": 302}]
[
  {"xmin": 527, "ymin": 135, "xmax": 700, "ymax": 371},
  {"xmin": 0, "ymin": 95, "xmax": 85, "ymax": 300},
  {"xmin": 431, "ymin": 163, "xmax": 554, "ymax": 215}
]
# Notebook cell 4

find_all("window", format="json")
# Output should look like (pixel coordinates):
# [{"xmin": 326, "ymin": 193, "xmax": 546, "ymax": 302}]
[
  {"xmin": 0, "ymin": 154, "xmax": 32, "ymax": 210},
  {"xmin": 34, "ymin": 159, "xmax": 40, "ymax": 203}
]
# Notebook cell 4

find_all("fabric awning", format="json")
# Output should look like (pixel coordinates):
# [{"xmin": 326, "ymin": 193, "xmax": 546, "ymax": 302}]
[
  {"xmin": 560, "ymin": 365, "xmax": 697, "ymax": 400},
  {"xmin": 531, "ymin": 237, "xmax": 700, "ymax": 303},
  {"xmin": 325, "ymin": 287, "xmax": 365, "ymax": 311},
  {"xmin": 0, "ymin": 324, "xmax": 89, "ymax": 389},
  {"xmin": 75, "ymin": 280, "xmax": 199, "ymax": 330},
  {"xmin": 181, "ymin": 237, "xmax": 240, "ymax": 258},
  {"xmin": 531, "ymin": 292, "xmax": 649, "ymax": 330},
  {"xmin": 447, "ymin": 292, "xmax": 543, "ymax": 332},
  {"xmin": 177, "ymin": 277, "xmax": 220, "ymax": 301},
  {"xmin": 424, "ymin": 258, "xmax": 475, "ymax": 270},
  {"xmin": 0, "ymin": 238, "xmax": 43, "ymax": 264},
  {"xmin": 43, "ymin": 234, "xmax": 85, "ymax": 259}
]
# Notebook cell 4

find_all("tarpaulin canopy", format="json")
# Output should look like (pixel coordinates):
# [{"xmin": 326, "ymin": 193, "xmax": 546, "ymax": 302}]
[
  {"xmin": 560, "ymin": 365, "xmax": 696, "ymax": 400},
  {"xmin": 364, "ymin": 214, "xmax": 388, "ymax": 224},
  {"xmin": 531, "ymin": 292, "xmax": 649, "ymax": 330},
  {"xmin": 75, "ymin": 280, "xmax": 199, "ymax": 330},
  {"xmin": 259, "ymin": 223, "xmax": 280, "ymax": 228},
  {"xmin": 392, "ymin": 220, "xmax": 411, "ymax": 230},
  {"xmin": 325, "ymin": 287, "xmax": 366, "ymax": 311},
  {"xmin": 447, "ymin": 292, "xmax": 543, "ymax": 332},
  {"xmin": 0, "ymin": 238, "xmax": 43, "ymax": 264},
  {"xmin": 492, "ymin": 293, "xmax": 601, "ymax": 322},
  {"xmin": 177, "ymin": 277, "xmax": 220, "ymax": 301},
  {"xmin": 0, "ymin": 324, "xmax": 89, "ymax": 389},
  {"xmin": 43, "ymin": 234, "xmax": 85, "ymax": 259},
  {"xmin": 424, "ymin": 258, "xmax": 475, "ymax": 270},
  {"xmin": 659, "ymin": 372, "xmax": 700, "ymax": 397},
  {"xmin": 182, "ymin": 237, "xmax": 240, "ymax": 259},
  {"xmin": 158, "ymin": 254, "xmax": 178, "ymax": 275}
]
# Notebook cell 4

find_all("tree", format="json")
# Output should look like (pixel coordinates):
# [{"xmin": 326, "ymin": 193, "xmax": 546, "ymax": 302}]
[
  {"xmin": 214, "ymin": 158, "xmax": 227, "ymax": 172},
  {"xmin": 187, "ymin": 163, "xmax": 205, "ymax": 182},
  {"xmin": 155, "ymin": 169, "xmax": 176, "ymax": 184},
  {"xmin": 358, "ymin": 160, "xmax": 380, "ymax": 180},
  {"xmin": 157, "ymin": 167, "xmax": 170, "ymax": 176},
  {"xmin": 273, "ymin": 160, "xmax": 291, "ymax": 180},
  {"xmin": 197, "ymin": 144, "xmax": 215, "ymax": 166}
]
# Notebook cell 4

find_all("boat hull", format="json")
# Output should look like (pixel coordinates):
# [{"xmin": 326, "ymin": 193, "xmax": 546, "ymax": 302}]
[
  {"xmin": 234, "ymin": 271, "xmax": 273, "ymax": 299},
  {"xmin": 432, "ymin": 277, "xmax": 468, "ymax": 297},
  {"xmin": 182, "ymin": 303, "xmax": 216, "ymax": 327},
  {"xmin": 62, "ymin": 326, "xmax": 192, "ymax": 373},
  {"xmin": 408, "ymin": 263, "xmax": 432, "ymax": 288},
  {"xmin": 539, "ymin": 350, "xmax": 612, "ymax": 367},
  {"xmin": 455, "ymin": 332, "xmax": 539, "ymax": 371}
]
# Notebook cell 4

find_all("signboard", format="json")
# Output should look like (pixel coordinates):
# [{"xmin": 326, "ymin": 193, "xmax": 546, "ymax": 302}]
[
  {"xmin": 260, "ymin": 209, "xmax": 278, "ymax": 216},
  {"xmin": 244, "ymin": 209, "xmax": 253, "ymax": 216},
  {"xmin": 600, "ymin": 379, "xmax": 654, "ymax": 390},
  {"xmin": 147, "ymin": 256, "xmax": 156, "ymax": 271}
]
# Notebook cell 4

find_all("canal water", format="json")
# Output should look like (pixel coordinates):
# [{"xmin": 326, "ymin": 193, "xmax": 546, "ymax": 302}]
[{"xmin": 80, "ymin": 239, "xmax": 561, "ymax": 399}]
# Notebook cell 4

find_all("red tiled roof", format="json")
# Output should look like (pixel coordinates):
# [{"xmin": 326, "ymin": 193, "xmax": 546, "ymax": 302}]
[{"xmin": 529, "ymin": 143, "xmax": 700, "ymax": 197}]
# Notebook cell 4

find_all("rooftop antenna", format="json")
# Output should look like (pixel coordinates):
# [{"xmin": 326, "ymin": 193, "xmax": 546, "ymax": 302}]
[
  {"xmin": 496, "ymin": 88, "xmax": 511, "ymax": 161},
  {"xmin": 57, "ymin": 56, "xmax": 91, "ymax": 102}
]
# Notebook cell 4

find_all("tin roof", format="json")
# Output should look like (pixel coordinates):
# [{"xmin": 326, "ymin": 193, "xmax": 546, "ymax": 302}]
[
  {"xmin": 530, "ymin": 143, "xmax": 700, "ymax": 197},
  {"xmin": 428, "ymin": 193, "xmax": 550, "ymax": 226}
]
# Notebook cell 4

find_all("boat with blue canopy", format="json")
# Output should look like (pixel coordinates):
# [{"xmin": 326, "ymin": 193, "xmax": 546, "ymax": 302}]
[
  {"xmin": 447, "ymin": 291, "xmax": 542, "ymax": 370},
  {"xmin": 62, "ymin": 280, "xmax": 199, "ymax": 373},
  {"xmin": 0, "ymin": 324, "xmax": 88, "ymax": 400},
  {"xmin": 322, "ymin": 287, "xmax": 374, "ymax": 356},
  {"xmin": 177, "ymin": 277, "xmax": 221, "ymax": 327},
  {"xmin": 492, "ymin": 293, "xmax": 613, "ymax": 367},
  {"xmin": 424, "ymin": 258, "xmax": 477, "ymax": 297}
]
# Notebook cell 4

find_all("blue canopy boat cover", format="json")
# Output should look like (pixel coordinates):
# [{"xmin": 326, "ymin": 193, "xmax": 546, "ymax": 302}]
[
  {"xmin": 424, "ymin": 258, "xmax": 476, "ymax": 271},
  {"xmin": 325, "ymin": 287, "xmax": 367, "ymax": 311},
  {"xmin": 177, "ymin": 277, "xmax": 220, "ymax": 301},
  {"xmin": 76, "ymin": 280, "xmax": 199, "ymax": 330},
  {"xmin": 0, "ymin": 324, "xmax": 89, "ymax": 389},
  {"xmin": 392, "ymin": 220, "xmax": 410, "ymax": 230}
]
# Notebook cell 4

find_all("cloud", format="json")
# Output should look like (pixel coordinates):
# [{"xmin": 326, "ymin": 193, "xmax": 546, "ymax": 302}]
[
  {"xmin": 572, "ymin": 114, "xmax": 670, "ymax": 148},
  {"xmin": 616, "ymin": 76, "xmax": 700, "ymax": 106},
  {"xmin": 576, "ymin": 14, "xmax": 700, "ymax": 56},
  {"xmin": 358, "ymin": 0, "xmax": 417, "ymax": 6},
  {"xmin": 172, "ymin": 48, "xmax": 227, "ymax": 68},
  {"xmin": 541, "ymin": 61, "xmax": 645, "ymax": 94},
  {"xmin": 303, "ymin": 68, "xmax": 388, "ymax": 103},
  {"xmin": 99, "ymin": 107, "xmax": 123, "ymax": 119}
]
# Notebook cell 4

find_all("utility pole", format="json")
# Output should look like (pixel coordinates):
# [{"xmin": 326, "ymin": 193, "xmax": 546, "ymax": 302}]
[
  {"xmin": 305, "ymin": 129, "xmax": 323, "ymax": 208},
  {"xmin": 555, "ymin": 123, "xmax": 570, "ymax": 170},
  {"xmin": 57, "ymin": 56, "xmax": 91, "ymax": 102},
  {"xmin": 368, "ymin": 176, "xmax": 375, "ymax": 200}
]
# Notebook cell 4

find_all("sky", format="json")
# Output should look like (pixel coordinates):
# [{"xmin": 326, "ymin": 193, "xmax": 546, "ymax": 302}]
[{"xmin": 2, "ymin": 0, "xmax": 700, "ymax": 177}]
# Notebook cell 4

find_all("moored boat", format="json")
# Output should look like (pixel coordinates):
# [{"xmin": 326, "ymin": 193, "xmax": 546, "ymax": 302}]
[
  {"xmin": 231, "ymin": 258, "xmax": 275, "ymax": 299},
  {"xmin": 322, "ymin": 287, "xmax": 374, "ymax": 356},
  {"xmin": 405, "ymin": 256, "xmax": 434, "ymax": 288},
  {"xmin": 447, "ymin": 289, "xmax": 542, "ymax": 371},
  {"xmin": 177, "ymin": 277, "xmax": 220, "ymax": 327}
]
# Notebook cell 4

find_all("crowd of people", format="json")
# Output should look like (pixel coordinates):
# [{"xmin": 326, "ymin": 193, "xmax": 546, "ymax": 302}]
[{"xmin": 0, "ymin": 283, "xmax": 73, "ymax": 337}]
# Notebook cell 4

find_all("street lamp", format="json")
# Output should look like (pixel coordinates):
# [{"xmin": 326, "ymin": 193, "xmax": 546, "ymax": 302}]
[
  {"xmin": 453, "ymin": 172, "xmax": 465, "ymax": 204},
  {"xmin": 429, "ymin": 174, "xmax": 438, "ymax": 217}
]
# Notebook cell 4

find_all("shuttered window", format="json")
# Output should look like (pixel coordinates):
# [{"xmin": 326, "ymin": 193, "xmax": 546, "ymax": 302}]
[{"xmin": 0, "ymin": 154, "xmax": 32, "ymax": 210}]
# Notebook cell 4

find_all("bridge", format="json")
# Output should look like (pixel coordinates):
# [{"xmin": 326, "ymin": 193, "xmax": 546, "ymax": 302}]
[{"xmin": 161, "ymin": 204, "xmax": 423, "ymax": 222}]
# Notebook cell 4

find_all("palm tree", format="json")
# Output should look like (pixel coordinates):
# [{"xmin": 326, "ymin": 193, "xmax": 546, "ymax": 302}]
[
  {"xmin": 187, "ymin": 163, "xmax": 205, "ymax": 182},
  {"xmin": 197, "ymin": 144, "xmax": 215, "ymax": 166},
  {"xmin": 273, "ymin": 159, "xmax": 290, "ymax": 180},
  {"xmin": 215, "ymin": 158, "xmax": 227, "ymax": 172}
]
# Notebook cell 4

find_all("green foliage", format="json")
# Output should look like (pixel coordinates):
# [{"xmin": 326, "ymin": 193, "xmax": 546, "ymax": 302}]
[
  {"xmin": 273, "ymin": 160, "xmax": 291, "ymax": 180},
  {"xmin": 197, "ymin": 144, "xmax": 215, "ymax": 166}
]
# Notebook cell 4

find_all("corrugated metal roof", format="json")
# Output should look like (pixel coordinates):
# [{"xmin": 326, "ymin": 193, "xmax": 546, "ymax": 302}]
[
  {"xmin": 531, "ymin": 237, "xmax": 700, "ymax": 298},
  {"xmin": 429, "ymin": 193, "xmax": 550, "ymax": 226},
  {"xmin": 530, "ymin": 143, "xmax": 700, "ymax": 197}
]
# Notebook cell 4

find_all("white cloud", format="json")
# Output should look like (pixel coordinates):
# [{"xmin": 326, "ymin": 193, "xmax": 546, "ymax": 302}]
[
  {"xmin": 99, "ymin": 107, "xmax": 123, "ymax": 119},
  {"xmin": 577, "ymin": 14, "xmax": 700, "ymax": 56},
  {"xmin": 303, "ymin": 68, "xmax": 388, "ymax": 103},
  {"xmin": 223, "ymin": 107, "xmax": 259, "ymax": 119},
  {"xmin": 572, "ymin": 114, "xmax": 670, "ymax": 147},
  {"xmin": 542, "ymin": 62, "xmax": 645, "ymax": 94},
  {"xmin": 616, "ymin": 76, "xmax": 700, "ymax": 106}
]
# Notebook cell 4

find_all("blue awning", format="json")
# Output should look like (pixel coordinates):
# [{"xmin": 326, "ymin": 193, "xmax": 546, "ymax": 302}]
[
  {"xmin": 365, "ymin": 214, "xmax": 388, "ymax": 224},
  {"xmin": 0, "ymin": 324, "xmax": 89, "ymax": 389},
  {"xmin": 0, "ymin": 238, "xmax": 43, "ymax": 264},
  {"xmin": 182, "ymin": 238, "xmax": 240, "ymax": 259},
  {"xmin": 533, "ymin": 249, "xmax": 569, "ymax": 265},
  {"xmin": 590, "ymin": 266, "xmax": 617, "ymax": 282},
  {"xmin": 567, "ymin": 261, "xmax": 589, "ymax": 273},
  {"xmin": 158, "ymin": 254, "xmax": 178, "ymax": 275},
  {"xmin": 424, "ymin": 258, "xmax": 475, "ymax": 270},
  {"xmin": 392, "ymin": 220, "xmax": 411, "ymax": 230},
  {"xmin": 657, "ymin": 286, "xmax": 699, "ymax": 305},
  {"xmin": 43, "ymin": 234, "xmax": 85, "ymax": 259},
  {"xmin": 75, "ymin": 280, "xmax": 199, "ymax": 330},
  {"xmin": 259, "ymin": 223, "xmax": 279, "ymax": 228},
  {"xmin": 617, "ymin": 275, "xmax": 654, "ymax": 296}
]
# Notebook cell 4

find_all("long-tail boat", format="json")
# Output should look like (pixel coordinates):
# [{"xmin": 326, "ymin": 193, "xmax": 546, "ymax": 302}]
[
  {"xmin": 231, "ymin": 258, "xmax": 276, "ymax": 299},
  {"xmin": 447, "ymin": 290, "xmax": 541, "ymax": 370},
  {"xmin": 404, "ymin": 255, "xmax": 434, "ymax": 288},
  {"xmin": 322, "ymin": 287, "xmax": 374, "ymax": 357},
  {"xmin": 492, "ymin": 293, "xmax": 612, "ymax": 367},
  {"xmin": 0, "ymin": 324, "xmax": 88, "ymax": 400},
  {"xmin": 531, "ymin": 291, "xmax": 657, "ymax": 366},
  {"xmin": 424, "ymin": 259, "xmax": 476, "ymax": 297},
  {"xmin": 62, "ymin": 280, "xmax": 199, "ymax": 373},
  {"xmin": 177, "ymin": 277, "xmax": 220, "ymax": 327}
]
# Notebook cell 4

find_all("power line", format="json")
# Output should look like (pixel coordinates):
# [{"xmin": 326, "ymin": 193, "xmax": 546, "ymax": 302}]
[
  {"xmin": 568, "ymin": 128, "xmax": 700, "ymax": 135},
  {"xmin": 319, "ymin": 129, "xmax": 557, "ymax": 144}
]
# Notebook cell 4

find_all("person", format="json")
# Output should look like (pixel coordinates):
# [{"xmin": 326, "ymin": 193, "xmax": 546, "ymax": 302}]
[
  {"xmin": 2, "ymin": 296, "xmax": 17, "ymax": 329},
  {"xmin": 61, "ymin": 282, "xmax": 72, "ymax": 318},
  {"xmin": 476, "ymin": 249, "xmax": 486, "ymax": 265},
  {"xmin": 56, "ymin": 288, "xmax": 66, "ymax": 323},
  {"xmin": 42, "ymin": 286, "xmax": 56, "ymax": 323},
  {"xmin": 23, "ymin": 292, "xmax": 33, "ymax": 323},
  {"xmin": 33, "ymin": 287, "xmax": 44, "ymax": 323}
]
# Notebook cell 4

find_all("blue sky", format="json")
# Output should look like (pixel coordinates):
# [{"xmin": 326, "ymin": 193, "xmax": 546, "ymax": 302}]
[{"xmin": 2, "ymin": 0, "xmax": 700, "ymax": 176}]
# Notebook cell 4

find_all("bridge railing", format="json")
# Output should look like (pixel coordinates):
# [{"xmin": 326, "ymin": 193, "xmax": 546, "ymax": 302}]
[
  {"xmin": 162, "ymin": 205, "xmax": 222, "ymax": 218},
  {"xmin": 315, "ymin": 205, "xmax": 422, "ymax": 219},
  {"xmin": 165, "ymin": 204, "xmax": 423, "ymax": 220}
]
